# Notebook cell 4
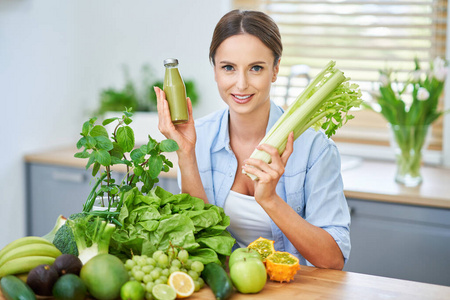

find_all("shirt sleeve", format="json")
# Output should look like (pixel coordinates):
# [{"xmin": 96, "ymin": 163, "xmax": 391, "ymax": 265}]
[{"xmin": 303, "ymin": 138, "xmax": 351, "ymax": 263}]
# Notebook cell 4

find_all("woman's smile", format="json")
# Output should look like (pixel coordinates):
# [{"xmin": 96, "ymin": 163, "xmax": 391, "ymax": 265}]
[{"xmin": 232, "ymin": 93, "xmax": 254, "ymax": 104}]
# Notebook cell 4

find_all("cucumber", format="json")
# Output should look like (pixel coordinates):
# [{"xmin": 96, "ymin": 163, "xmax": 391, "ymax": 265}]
[
  {"xmin": 0, "ymin": 275, "xmax": 36, "ymax": 300},
  {"xmin": 201, "ymin": 262, "xmax": 234, "ymax": 300}
]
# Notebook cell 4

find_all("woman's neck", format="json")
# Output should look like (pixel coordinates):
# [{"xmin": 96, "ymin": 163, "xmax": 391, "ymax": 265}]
[{"xmin": 228, "ymin": 101, "xmax": 271, "ymax": 145}]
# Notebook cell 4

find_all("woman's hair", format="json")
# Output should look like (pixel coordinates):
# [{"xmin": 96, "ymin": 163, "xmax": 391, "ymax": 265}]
[{"xmin": 209, "ymin": 9, "xmax": 282, "ymax": 66}]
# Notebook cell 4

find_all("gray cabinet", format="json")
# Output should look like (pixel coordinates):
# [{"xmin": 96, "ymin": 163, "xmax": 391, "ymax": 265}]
[
  {"xmin": 25, "ymin": 163, "xmax": 179, "ymax": 237},
  {"xmin": 344, "ymin": 198, "xmax": 450, "ymax": 286}
]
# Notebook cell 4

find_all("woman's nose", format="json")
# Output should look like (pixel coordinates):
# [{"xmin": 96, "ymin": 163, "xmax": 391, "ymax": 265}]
[{"xmin": 236, "ymin": 71, "xmax": 249, "ymax": 91}]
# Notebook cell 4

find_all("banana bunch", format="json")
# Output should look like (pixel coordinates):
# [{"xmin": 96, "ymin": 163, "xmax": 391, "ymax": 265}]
[{"xmin": 0, "ymin": 236, "xmax": 61, "ymax": 278}]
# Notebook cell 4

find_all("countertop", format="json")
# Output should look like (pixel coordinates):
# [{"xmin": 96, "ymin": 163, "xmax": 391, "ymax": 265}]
[
  {"xmin": 24, "ymin": 147, "xmax": 450, "ymax": 209},
  {"xmin": 2, "ymin": 265, "xmax": 450, "ymax": 300}
]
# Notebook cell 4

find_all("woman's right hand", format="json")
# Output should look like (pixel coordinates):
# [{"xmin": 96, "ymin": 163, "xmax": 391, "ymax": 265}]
[{"xmin": 154, "ymin": 86, "xmax": 197, "ymax": 154}]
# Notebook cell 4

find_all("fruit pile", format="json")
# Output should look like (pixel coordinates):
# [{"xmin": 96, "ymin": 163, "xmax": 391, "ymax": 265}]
[
  {"xmin": 123, "ymin": 246, "xmax": 205, "ymax": 300},
  {"xmin": 0, "ymin": 249, "xmax": 87, "ymax": 300},
  {"xmin": 248, "ymin": 237, "xmax": 301, "ymax": 283}
]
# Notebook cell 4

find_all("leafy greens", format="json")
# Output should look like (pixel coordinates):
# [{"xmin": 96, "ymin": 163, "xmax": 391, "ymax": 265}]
[{"xmin": 110, "ymin": 186, "xmax": 235, "ymax": 265}]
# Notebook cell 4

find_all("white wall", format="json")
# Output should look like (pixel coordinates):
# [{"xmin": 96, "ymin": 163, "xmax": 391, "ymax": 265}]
[{"xmin": 0, "ymin": 0, "xmax": 231, "ymax": 248}]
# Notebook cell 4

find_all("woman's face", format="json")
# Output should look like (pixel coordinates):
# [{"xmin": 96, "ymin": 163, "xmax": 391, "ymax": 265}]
[{"xmin": 213, "ymin": 33, "xmax": 279, "ymax": 116}]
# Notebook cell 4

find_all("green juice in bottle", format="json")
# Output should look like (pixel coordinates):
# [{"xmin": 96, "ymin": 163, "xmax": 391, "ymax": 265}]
[{"xmin": 163, "ymin": 58, "xmax": 188, "ymax": 124}]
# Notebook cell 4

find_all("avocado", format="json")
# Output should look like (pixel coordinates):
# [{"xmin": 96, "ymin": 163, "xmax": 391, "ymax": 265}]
[
  {"xmin": 26, "ymin": 264, "xmax": 59, "ymax": 296},
  {"xmin": 52, "ymin": 274, "xmax": 87, "ymax": 300},
  {"xmin": 52, "ymin": 254, "xmax": 83, "ymax": 276}
]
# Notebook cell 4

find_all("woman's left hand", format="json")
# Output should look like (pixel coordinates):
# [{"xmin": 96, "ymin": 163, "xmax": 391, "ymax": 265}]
[{"xmin": 243, "ymin": 131, "xmax": 294, "ymax": 204}]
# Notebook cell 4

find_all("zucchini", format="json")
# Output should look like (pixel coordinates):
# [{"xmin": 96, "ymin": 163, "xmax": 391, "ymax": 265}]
[
  {"xmin": 201, "ymin": 262, "xmax": 234, "ymax": 300},
  {"xmin": 0, "ymin": 275, "xmax": 36, "ymax": 300}
]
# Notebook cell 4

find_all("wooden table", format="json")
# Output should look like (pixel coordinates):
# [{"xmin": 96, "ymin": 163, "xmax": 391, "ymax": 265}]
[
  {"xmin": 3, "ymin": 266, "xmax": 448, "ymax": 300},
  {"xmin": 189, "ymin": 266, "xmax": 450, "ymax": 300}
]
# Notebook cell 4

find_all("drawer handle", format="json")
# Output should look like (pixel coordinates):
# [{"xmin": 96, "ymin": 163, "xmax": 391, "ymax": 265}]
[{"xmin": 52, "ymin": 171, "xmax": 86, "ymax": 183}]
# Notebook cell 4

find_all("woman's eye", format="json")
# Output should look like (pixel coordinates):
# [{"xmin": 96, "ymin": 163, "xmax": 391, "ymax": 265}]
[
  {"xmin": 252, "ymin": 65, "xmax": 263, "ymax": 72},
  {"xmin": 222, "ymin": 65, "xmax": 234, "ymax": 71}
]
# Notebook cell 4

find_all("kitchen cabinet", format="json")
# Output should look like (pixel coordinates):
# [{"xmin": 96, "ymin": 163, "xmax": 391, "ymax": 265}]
[
  {"xmin": 344, "ymin": 198, "xmax": 450, "ymax": 286},
  {"xmin": 25, "ymin": 163, "xmax": 179, "ymax": 237}
]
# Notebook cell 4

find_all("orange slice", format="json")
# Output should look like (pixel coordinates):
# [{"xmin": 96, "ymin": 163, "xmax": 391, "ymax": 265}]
[
  {"xmin": 247, "ymin": 237, "xmax": 275, "ymax": 261},
  {"xmin": 265, "ymin": 251, "xmax": 300, "ymax": 283}
]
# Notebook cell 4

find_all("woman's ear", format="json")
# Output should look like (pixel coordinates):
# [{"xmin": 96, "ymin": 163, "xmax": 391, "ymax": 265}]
[{"xmin": 272, "ymin": 58, "xmax": 281, "ymax": 82}]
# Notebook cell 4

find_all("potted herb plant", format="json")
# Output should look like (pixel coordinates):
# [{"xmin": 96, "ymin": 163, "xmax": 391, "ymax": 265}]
[{"xmin": 74, "ymin": 108, "xmax": 179, "ymax": 224}]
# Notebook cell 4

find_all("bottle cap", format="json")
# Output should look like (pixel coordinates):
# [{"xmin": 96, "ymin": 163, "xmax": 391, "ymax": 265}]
[{"xmin": 164, "ymin": 58, "xmax": 179, "ymax": 67}]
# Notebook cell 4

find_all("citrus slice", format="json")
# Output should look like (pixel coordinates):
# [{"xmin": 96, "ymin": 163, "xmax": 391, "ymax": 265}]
[
  {"xmin": 265, "ymin": 251, "xmax": 301, "ymax": 283},
  {"xmin": 247, "ymin": 237, "xmax": 275, "ymax": 261},
  {"xmin": 151, "ymin": 283, "xmax": 176, "ymax": 300},
  {"xmin": 167, "ymin": 271, "xmax": 195, "ymax": 298}
]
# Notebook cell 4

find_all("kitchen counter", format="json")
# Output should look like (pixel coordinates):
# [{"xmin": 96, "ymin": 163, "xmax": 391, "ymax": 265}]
[
  {"xmin": 24, "ymin": 146, "xmax": 450, "ymax": 209},
  {"xmin": 2, "ymin": 265, "xmax": 450, "ymax": 300},
  {"xmin": 190, "ymin": 265, "xmax": 450, "ymax": 300}
]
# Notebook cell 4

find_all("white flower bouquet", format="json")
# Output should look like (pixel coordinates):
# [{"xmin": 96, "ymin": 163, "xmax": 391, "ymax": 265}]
[{"xmin": 367, "ymin": 57, "xmax": 449, "ymax": 185}]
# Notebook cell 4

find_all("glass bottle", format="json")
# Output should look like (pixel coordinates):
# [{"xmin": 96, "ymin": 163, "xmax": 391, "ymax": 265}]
[{"xmin": 163, "ymin": 58, "xmax": 188, "ymax": 124}]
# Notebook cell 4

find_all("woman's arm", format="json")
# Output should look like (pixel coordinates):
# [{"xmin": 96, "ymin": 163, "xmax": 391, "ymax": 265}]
[
  {"xmin": 259, "ymin": 195, "xmax": 344, "ymax": 269},
  {"xmin": 154, "ymin": 87, "xmax": 208, "ymax": 202},
  {"xmin": 243, "ymin": 132, "xmax": 345, "ymax": 270}
]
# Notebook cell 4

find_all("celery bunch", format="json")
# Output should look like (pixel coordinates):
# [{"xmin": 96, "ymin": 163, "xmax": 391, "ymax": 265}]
[{"xmin": 245, "ymin": 61, "xmax": 362, "ymax": 180}]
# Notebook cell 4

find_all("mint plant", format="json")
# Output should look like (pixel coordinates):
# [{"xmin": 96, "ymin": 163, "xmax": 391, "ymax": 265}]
[{"xmin": 74, "ymin": 108, "xmax": 179, "ymax": 223}]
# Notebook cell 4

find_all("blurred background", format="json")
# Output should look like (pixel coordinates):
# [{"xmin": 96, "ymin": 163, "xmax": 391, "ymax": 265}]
[{"xmin": 0, "ymin": 0, "xmax": 231, "ymax": 248}]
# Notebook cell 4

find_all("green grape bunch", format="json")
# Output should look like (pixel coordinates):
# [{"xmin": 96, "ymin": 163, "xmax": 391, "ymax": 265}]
[{"xmin": 124, "ymin": 245, "xmax": 205, "ymax": 300}]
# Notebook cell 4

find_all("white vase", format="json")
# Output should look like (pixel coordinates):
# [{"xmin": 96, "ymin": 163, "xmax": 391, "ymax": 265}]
[{"xmin": 92, "ymin": 196, "xmax": 118, "ymax": 212}]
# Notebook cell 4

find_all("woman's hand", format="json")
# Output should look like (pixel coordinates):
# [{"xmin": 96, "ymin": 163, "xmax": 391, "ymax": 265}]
[
  {"xmin": 242, "ymin": 131, "xmax": 294, "ymax": 204},
  {"xmin": 154, "ymin": 86, "xmax": 197, "ymax": 154}
]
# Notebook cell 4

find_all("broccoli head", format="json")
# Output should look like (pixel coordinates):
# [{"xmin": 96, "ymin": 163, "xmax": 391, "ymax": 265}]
[
  {"xmin": 53, "ymin": 223, "xmax": 78, "ymax": 256},
  {"xmin": 52, "ymin": 213, "xmax": 90, "ymax": 256},
  {"xmin": 52, "ymin": 212, "xmax": 116, "ymax": 264}
]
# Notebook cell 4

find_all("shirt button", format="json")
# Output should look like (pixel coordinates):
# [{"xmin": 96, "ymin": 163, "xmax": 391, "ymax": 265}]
[
  {"xmin": 297, "ymin": 207, "xmax": 301, "ymax": 212},
  {"xmin": 228, "ymin": 173, "xmax": 233, "ymax": 177}
]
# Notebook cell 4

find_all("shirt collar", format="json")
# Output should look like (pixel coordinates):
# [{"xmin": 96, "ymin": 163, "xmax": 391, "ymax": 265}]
[{"xmin": 211, "ymin": 101, "xmax": 284, "ymax": 153}]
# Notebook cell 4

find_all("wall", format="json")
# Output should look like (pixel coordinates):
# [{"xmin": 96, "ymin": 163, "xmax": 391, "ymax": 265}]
[{"xmin": 0, "ymin": 0, "xmax": 231, "ymax": 248}]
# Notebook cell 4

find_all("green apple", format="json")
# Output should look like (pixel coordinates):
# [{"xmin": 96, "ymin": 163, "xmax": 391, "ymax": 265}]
[
  {"xmin": 228, "ymin": 248, "xmax": 262, "ymax": 269},
  {"xmin": 230, "ymin": 257, "xmax": 267, "ymax": 294}
]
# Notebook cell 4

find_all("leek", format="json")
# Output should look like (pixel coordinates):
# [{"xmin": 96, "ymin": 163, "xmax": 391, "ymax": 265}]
[{"xmin": 244, "ymin": 61, "xmax": 362, "ymax": 180}]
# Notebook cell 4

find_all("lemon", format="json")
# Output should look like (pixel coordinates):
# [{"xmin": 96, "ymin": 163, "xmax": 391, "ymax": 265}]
[
  {"xmin": 120, "ymin": 281, "xmax": 145, "ymax": 300},
  {"xmin": 167, "ymin": 271, "xmax": 195, "ymax": 298},
  {"xmin": 151, "ymin": 284, "xmax": 176, "ymax": 300}
]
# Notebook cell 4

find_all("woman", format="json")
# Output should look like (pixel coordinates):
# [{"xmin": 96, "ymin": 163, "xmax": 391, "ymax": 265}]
[{"xmin": 154, "ymin": 10, "xmax": 350, "ymax": 270}]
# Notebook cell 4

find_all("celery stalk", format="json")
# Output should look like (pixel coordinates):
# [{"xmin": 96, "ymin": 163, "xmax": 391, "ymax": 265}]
[{"xmin": 244, "ymin": 61, "xmax": 362, "ymax": 180}]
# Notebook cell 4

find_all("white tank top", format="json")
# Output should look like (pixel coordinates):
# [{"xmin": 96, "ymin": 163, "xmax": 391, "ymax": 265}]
[{"xmin": 223, "ymin": 190, "xmax": 273, "ymax": 248}]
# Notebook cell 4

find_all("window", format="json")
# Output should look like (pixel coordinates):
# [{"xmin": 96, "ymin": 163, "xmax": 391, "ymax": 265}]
[{"xmin": 233, "ymin": 0, "xmax": 448, "ymax": 162}]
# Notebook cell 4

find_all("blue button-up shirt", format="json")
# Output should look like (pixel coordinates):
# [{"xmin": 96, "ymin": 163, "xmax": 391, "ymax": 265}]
[{"xmin": 181, "ymin": 101, "xmax": 351, "ymax": 266}]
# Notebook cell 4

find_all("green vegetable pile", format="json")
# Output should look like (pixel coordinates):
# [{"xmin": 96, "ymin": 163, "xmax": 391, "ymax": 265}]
[{"xmin": 110, "ymin": 187, "xmax": 235, "ymax": 265}]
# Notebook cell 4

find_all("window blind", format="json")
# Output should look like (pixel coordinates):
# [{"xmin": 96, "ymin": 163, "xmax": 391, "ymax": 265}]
[{"xmin": 233, "ymin": 0, "xmax": 447, "ymax": 151}]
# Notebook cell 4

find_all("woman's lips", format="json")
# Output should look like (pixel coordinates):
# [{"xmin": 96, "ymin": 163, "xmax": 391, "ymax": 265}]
[{"xmin": 232, "ymin": 94, "xmax": 254, "ymax": 104}]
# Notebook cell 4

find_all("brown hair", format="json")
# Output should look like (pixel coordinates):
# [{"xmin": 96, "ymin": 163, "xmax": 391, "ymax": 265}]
[{"xmin": 209, "ymin": 10, "xmax": 282, "ymax": 66}]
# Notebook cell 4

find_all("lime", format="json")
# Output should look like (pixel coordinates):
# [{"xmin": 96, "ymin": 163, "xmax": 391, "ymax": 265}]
[
  {"xmin": 120, "ymin": 281, "xmax": 145, "ymax": 300},
  {"xmin": 52, "ymin": 274, "xmax": 87, "ymax": 300},
  {"xmin": 151, "ymin": 284, "xmax": 176, "ymax": 300}
]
